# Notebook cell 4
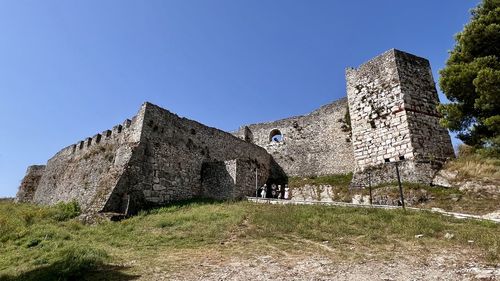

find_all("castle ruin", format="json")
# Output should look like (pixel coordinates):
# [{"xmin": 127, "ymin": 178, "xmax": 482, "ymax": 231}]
[
  {"xmin": 346, "ymin": 50, "xmax": 454, "ymax": 185},
  {"xmin": 16, "ymin": 49, "xmax": 454, "ymax": 214}
]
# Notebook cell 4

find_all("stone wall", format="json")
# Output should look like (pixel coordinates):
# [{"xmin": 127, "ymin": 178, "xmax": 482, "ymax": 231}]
[
  {"xmin": 201, "ymin": 158, "xmax": 264, "ymax": 200},
  {"xmin": 201, "ymin": 160, "xmax": 238, "ymax": 200},
  {"xmin": 29, "ymin": 108, "xmax": 145, "ymax": 213},
  {"xmin": 346, "ymin": 49, "xmax": 413, "ymax": 168},
  {"xmin": 394, "ymin": 52, "xmax": 455, "ymax": 160},
  {"xmin": 351, "ymin": 159, "xmax": 445, "ymax": 187},
  {"xmin": 17, "ymin": 49, "xmax": 457, "ymax": 213},
  {"xmin": 100, "ymin": 103, "xmax": 273, "ymax": 214},
  {"xmin": 234, "ymin": 98, "xmax": 354, "ymax": 177},
  {"xmin": 346, "ymin": 49, "xmax": 454, "ymax": 184},
  {"xmin": 20, "ymin": 102, "xmax": 273, "ymax": 214},
  {"xmin": 15, "ymin": 165, "xmax": 46, "ymax": 203},
  {"xmin": 289, "ymin": 184, "xmax": 335, "ymax": 202}
]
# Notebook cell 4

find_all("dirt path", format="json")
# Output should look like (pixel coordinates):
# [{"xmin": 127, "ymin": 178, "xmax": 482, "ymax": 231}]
[{"xmin": 135, "ymin": 251, "xmax": 499, "ymax": 280}]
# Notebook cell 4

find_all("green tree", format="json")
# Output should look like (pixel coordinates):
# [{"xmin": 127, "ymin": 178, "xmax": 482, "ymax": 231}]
[{"xmin": 439, "ymin": 0, "xmax": 500, "ymax": 154}]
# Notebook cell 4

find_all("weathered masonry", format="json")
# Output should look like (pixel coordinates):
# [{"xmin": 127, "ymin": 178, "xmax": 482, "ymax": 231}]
[
  {"xmin": 346, "ymin": 49, "xmax": 454, "ymax": 185},
  {"xmin": 17, "ymin": 49, "xmax": 454, "ymax": 213},
  {"xmin": 17, "ymin": 103, "xmax": 276, "ymax": 214},
  {"xmin": 234, "ymin": 98, "xmax": 354, "ymax": 177}
]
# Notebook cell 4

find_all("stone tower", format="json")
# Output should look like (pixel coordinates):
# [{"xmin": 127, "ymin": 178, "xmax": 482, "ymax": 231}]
[{"xmin": 346, "ymin": 49, "xmax": 454, "ymax": 185}]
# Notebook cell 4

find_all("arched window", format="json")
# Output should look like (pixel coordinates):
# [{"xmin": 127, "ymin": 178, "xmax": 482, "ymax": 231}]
[{"xmin": 269, "ymin": 129, "xmax": 283, "ymax": 142}]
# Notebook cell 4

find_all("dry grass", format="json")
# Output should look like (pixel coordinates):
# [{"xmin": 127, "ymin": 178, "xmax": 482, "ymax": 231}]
[
  {"xmin": 371, "ymin": 183, "xmax": 500, "ymax": 215},
  {"xmin": 445, "ymin": 145, "xmax": 500, "ymax": 182},
  {"xmin": 0, "ymin": 200, "xmax": 499, "ymax": 280}
]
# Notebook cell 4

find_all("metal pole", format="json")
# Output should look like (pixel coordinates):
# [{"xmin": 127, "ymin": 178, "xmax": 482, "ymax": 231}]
[
  {"xmin": 255, "ymin": 168, "xmax": 258, "ymax": 199},
  {"xmin": 124, "ymin": 194, "xmax": 130, "ymax": 216},
  {"xmin": 368, "ymin": 172, "xmax": 372, "ymax": 205},
  {"xmin": 395, "ymin": 161, "xmax": 405, "ymax": 210}
]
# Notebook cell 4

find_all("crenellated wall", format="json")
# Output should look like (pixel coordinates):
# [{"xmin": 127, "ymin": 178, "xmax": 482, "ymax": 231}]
[
  {"xmin": 21, "ymin": 102, "xmax": 274, "ymax": 214},
  {"xmin": 30, "ymin": 107, "xmax": 146, "ymax": 213},
  {"xmin": 17, "ymin": 49, "xmax": 456, "ymax": 213}
]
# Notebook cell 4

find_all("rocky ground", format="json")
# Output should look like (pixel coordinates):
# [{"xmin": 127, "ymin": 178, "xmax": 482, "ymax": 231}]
[{"xmin": 131, "ymin": 249, "xmax": 499, "ymax": 281}]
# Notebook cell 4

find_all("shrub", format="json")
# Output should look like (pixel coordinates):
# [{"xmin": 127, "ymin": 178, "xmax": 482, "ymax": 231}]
[{"xmin": 52, "ymin": 201, "xmax": 81, "ymax": 221}]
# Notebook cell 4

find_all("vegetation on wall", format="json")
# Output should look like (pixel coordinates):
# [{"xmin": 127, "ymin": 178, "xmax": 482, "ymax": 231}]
[{"xmin": 339, "ymin": 105, "xmax": 352, "ymax": 141}]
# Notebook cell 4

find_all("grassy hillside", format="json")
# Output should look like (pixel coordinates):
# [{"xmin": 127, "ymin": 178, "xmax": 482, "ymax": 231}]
[
  {"xmin": 445, "ymin": 153, "xmax": 500, "ymax": 183},
  {"xmin": 289, "ymin": 172, "xmax": 499, "ymax": 215},
  {"xmin": 0, "ymin": 200, "xmax": 498, "ymax": 280}
]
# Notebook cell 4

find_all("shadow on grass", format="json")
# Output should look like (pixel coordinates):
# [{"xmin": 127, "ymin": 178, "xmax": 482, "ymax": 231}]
[
  {"xmin": 138, "ymin": 198, "xmax": 227, "ymax": 215},
  {"xmin": 0, "ymin": 264, "xmax": 140, "ymax": 281},
  {"xmin": 0, "ymin": 245, "xmax": 140, "ymax": 281},
  {"xmin": 162, "ymin": 197, "xmax": 225, "ymax": 207}
]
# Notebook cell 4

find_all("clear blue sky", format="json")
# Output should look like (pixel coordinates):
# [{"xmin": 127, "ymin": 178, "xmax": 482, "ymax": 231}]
[{"xmin": 0, "ymin": 0, "xmax": 478, "ymax": 197}]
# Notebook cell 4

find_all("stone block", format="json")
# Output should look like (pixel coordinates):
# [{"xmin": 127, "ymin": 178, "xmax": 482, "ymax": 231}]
[{"xmin": 153, "ymin": 184, "xmax": 166, "ymax": 191}]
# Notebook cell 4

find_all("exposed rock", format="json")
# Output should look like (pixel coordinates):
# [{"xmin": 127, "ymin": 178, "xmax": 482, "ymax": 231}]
[
  {"xmin": 450, "ymin": 194, "xmax": 461, "ymax": 202},
  {"xmin": 432, "ymin": 170, "xmax": 458, "ymax": 188},
  {"xmin": 351, "ymin": 194, "xmax": 371, "ymax": 205},
  {"xmin": 459, "ymin": 181, "xmax": 499, "ymax": 194},
  {"xmin": 290, "ymin": 184, "xmax": 335, "ymax": 202},
  {"xmin": 444, "ymin": 233, "xmax": 454, "ymax": 239},
  {"xmin": 482, "ymin": 210, "xmax": 500, "ymax": 221}
]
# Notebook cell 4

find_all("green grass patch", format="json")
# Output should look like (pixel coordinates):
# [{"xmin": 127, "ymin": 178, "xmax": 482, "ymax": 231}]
[
  {"xmin": 288, "ymin": 173, "xmax": 353, "ymax": 188},
  {"xmin": 0, "ymin": 199, "xmax": 498, "ymax": 280}
]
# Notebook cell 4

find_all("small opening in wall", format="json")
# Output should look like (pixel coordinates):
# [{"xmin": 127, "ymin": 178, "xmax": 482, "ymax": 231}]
[
  {"xmin": 269, "ymin": 129, "xmax": 283, "ymax": 142},
  {"xmin": 384, "ymin": 158, "xmax": 390, "ymax": 163},
  {"xmin": 399, "ymin": 155, "xmax": 405, "ymax": 161},
  {"xmin": 153, "ymin": 125, "xmax": 158, "ymax": 132},
  {"xmin": 117, "ymin": 125, "xmax": 123, "ymax": 133},
  {"xmin": 190, "ymin": 128, "xmax": 196, "ymax": 135},
  {"xmin": 370, "ymin": 120, "xmax": 376, "ymax": 129},
  {"xmin": 124, "ymin": 119, "xmax": 131, "ymax": 128}
]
